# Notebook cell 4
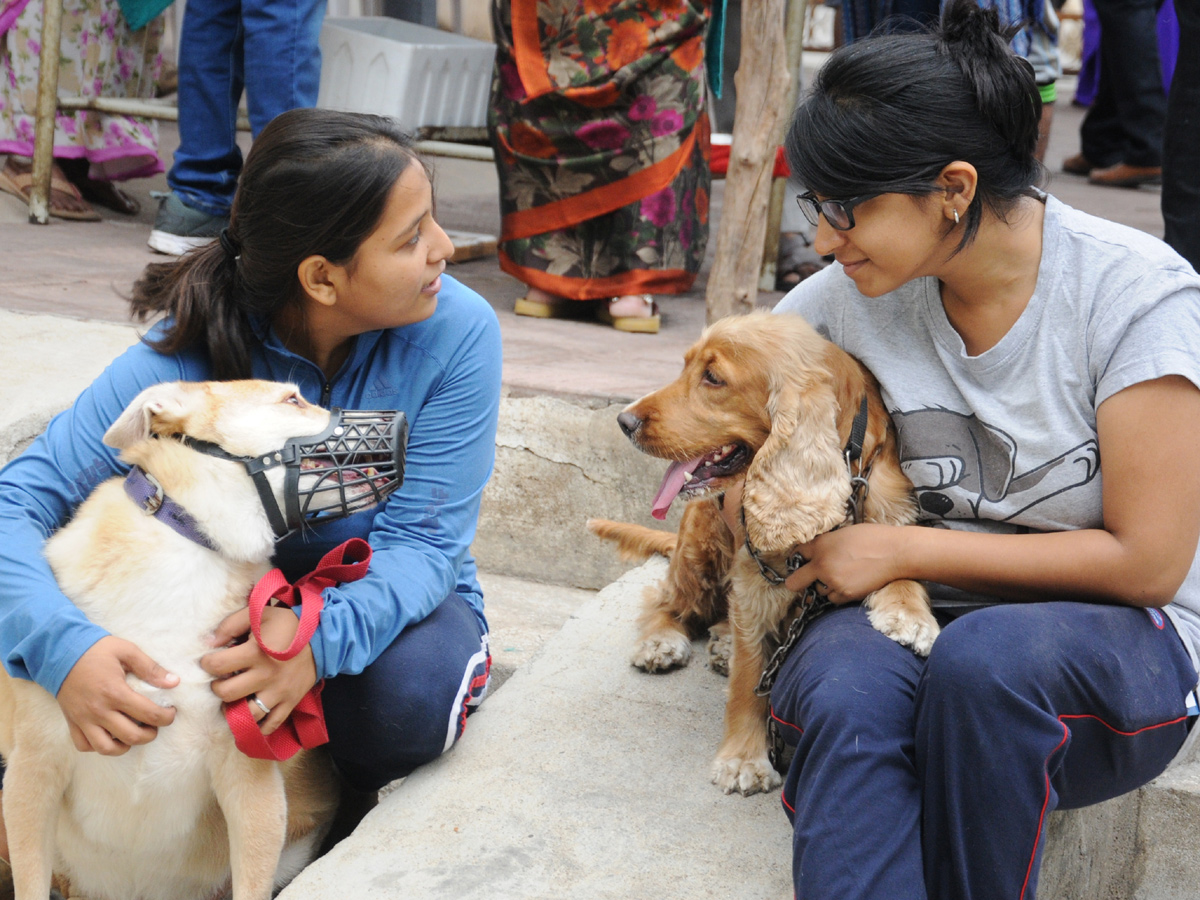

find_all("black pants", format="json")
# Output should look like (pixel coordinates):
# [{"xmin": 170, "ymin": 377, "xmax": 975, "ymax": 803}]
[
  {"xmin": 1163, "ymin": 0, "xmax": 1200, "ymax": 269},
  {"xmin": 1080, "ymin": 0, "xmax": 1168, "ymax": 168}
]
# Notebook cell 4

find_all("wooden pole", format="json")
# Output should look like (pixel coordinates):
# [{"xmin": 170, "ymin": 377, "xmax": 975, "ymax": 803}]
[
  {"xmin": 704, "ymin": 0, "xmax": 790, "ymax": 322},
  {"xmin": 758, "ymin": 0, "xmax": 808, "ymax": 291},
  {"xmin": 29, "ymin": 0, "xmax": 65, "ymax": 224}
]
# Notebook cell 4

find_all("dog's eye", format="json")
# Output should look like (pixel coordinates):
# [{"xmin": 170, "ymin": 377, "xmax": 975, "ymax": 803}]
[
  {"xmin": 284, "ymin": 394, "xmax": 304, "ymax": 407},
  {"xmin": 702, "ymin": 369, "xmax": 726, "ymax": 387}
]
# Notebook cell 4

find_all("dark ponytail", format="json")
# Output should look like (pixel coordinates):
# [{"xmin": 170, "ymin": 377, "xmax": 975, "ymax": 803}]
[
  {"xmin": 785, "ymin": 0, "xmax": 1044, "ymax": 251},
  {"xmin": 129, "ymin": 108, "xmax": 424, "ymax": 379}
]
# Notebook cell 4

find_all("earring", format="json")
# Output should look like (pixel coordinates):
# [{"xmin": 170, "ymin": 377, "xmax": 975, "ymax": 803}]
[{"xmin": 953, "ymin": 208, "xmax": 960, "ymax": 225}]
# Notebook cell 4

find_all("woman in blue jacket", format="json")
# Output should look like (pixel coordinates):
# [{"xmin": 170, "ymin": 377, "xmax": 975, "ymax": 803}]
[{"xmin": 0, "ymin": 108, "xmax": 503, "ymax": 845}]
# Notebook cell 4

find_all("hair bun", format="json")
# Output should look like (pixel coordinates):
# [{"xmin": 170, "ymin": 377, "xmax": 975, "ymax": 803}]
[{"xmin": 937, "ymin": 0, "xmax": 1040, "ymax": 163}]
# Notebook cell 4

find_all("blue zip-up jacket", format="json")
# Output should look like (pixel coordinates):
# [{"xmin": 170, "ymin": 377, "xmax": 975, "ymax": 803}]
[{"xmin": 0, "ymin": 275, "xmax": 502, "ymax": 695}]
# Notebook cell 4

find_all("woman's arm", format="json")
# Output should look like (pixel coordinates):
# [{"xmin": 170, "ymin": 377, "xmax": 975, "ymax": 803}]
[
  {"xmin": 202, "ymin": 292, "xmax": 504, "ymax": 725},
  {"xmin": 0, "ymin": 339, "xmax": 193, "ymax": 752},
  {"xmin": 787, "ymin": 375, "xmax": 1200, "ymax": 607}
]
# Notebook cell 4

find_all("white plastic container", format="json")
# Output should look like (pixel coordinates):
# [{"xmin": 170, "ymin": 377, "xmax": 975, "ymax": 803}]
[{"xmin": 317, "ymin": 18, "xmax": 497, "ymax": 129}]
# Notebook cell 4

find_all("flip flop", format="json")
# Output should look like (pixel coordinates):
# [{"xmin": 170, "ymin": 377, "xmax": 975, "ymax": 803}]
[
  {"xmin": 58, "ymin": 159, "xmax": 141, "ymax": 215},
  {"xmin": 514, "ymin": 295, "xmax": 566, "ymax": 318},
  {"xmin": 598, "ymin": 294, "xmax": 661, "ymax": 334},
  {"xmin": 74, "ymin": 179, "xmax": 140, "ymax": 215},
  {"xmin": 513, "ymin": 295, "xmax": 595, "ymax": 320},
  {"xmin": 0, "ymin": 163, "xmax": 102, "ymax": 221}
]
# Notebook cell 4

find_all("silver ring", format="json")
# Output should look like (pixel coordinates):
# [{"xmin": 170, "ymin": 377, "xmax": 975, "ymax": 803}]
[
  {"xmin": 250, "ymin": 695, "xmax": 271, "ymax": 716},
  {"xmin": 813, "ymin": 580, "xmax": 828, "ymax": 595}
]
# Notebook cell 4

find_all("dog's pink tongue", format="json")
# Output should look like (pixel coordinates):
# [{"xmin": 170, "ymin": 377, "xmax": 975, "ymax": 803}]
[{"xmin": 651, "ymin": 457, "xmax": 705, "ymax": 520}]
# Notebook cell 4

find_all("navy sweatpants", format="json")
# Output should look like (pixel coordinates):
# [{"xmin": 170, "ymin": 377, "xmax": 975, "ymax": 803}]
[
  {"xmin": 322, "ymin": 592, "xmax": 491, "ymax": 792},
  {"xmin": 769, "ymin": 601, "xmax": 1199, "ymax": 900}
]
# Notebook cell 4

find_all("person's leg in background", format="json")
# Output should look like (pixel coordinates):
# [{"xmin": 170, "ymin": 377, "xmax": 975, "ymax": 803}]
[
  {"xmin": 240, "ymin": 0, "xmax": 327, "ymax": 134},
  {"xmin": 918, "ymin": 602, "xmax": 1197, "ymax": 900},
  {"xmin": 1081, "ymin": 0, "xmax": 1168, "ymax": 186},
  {"xmin": 1162, "ymin": 0, "xmax": 1200, "ymax": 269},
  {"xmin": 149, "ymin": 0, "xmax": 244, "ymax": 254},
  {"xmin": 151, "ymin": 0, "xmax": 327, "ymax": 255}
]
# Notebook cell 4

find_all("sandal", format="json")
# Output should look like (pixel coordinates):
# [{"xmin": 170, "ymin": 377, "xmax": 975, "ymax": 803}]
[
  {"xmin": 514, "ymin": 294, "xmax": 571, "ymax": 318},
  {"xmin": 775, "ymin": 231, "xmax": 828, "ymax": 291},
  {"xmin": 59, "ymin": 158, "xmax": 140, "ymax": 215},
  {"xmin": 0, "ymin": 159, "xmax": 101, "ymax": 221},
  {"xmin": 597, "ymin": 294, "xmax": 661, "ymax": 334}
]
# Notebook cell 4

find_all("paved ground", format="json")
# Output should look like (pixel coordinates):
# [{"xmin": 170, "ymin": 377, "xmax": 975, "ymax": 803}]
[{"xmin": 0, "ymin": 74, "xmax": 1168, "ymax": 404}]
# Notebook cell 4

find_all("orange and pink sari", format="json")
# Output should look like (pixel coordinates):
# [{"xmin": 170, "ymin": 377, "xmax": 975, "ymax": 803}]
[{"xmin": 488, "ymin": 0, "xmax": 712, "ymax": 301}]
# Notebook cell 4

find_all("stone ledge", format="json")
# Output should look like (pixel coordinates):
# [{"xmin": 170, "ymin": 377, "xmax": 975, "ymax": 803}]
[{"xmin": 278, "ymin": 559, "xmax": 793, "ymax": 900}]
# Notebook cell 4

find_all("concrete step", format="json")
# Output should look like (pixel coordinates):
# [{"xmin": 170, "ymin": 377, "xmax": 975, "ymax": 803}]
[
  {"xmin": 282, "ymin": 558, "xmax": 1200, "ymax": 900},
  {"xmin": 278, "ymin": 559, "xmax": 794, "ymax": 900}
]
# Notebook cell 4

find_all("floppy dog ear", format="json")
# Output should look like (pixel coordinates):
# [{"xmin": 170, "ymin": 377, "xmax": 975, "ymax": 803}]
[
  {"xmin": 103, "ymin": 382, "xmax": 198, "ymax": 450},
  {"xmin": 742, "ymin": 372, "xmax": 850, "ymax": 553}
]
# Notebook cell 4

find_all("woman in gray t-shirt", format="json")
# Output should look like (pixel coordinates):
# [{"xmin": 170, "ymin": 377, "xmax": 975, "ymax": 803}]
[{"xmin": 742, "ymin": 2, "xmax": 1200, "ymax": 898}]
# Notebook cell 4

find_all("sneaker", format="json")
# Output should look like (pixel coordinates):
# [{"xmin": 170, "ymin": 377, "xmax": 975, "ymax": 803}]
[{"xmin": 147, "ymin": 192, "xmax": 229, "ymax": 256}]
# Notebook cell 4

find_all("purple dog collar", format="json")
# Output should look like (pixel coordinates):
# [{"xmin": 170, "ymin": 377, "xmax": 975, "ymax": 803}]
[{"xmin": 123, "ymin": 466, "xmax": 219, "ymax": 552}]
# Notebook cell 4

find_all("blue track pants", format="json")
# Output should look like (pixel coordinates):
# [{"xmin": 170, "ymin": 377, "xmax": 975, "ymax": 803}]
[
  {"xmin": 322, "ymin": 592, "xmax": 490, "ymax": 792},
  {"xmin": 769, "ymin": 601, "xmax": 1198, "ymax": 900}
]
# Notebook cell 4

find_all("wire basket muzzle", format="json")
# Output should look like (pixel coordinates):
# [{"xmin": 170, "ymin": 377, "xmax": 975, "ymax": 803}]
[{"xmin": 283, "ymin": 409, "xmax": 409, "ymax": 531}]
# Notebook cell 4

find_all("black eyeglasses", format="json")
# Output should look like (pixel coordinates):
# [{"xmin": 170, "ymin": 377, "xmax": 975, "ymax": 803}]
[{"xmin": 795, "ymin": 192, "xmax": 881, "ymax": 231}]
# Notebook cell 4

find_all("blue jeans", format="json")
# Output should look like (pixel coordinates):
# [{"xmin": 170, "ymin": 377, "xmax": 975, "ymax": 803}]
[
  {"xmin": 770, "ymin": 601, "xmax": 1198, "ymax": 900},
  {"xmin": 322, "ymin": 592, "xmax": 491, "ymax": 792},
  {"xmin": 167, "ymin": 0, "xmax": 327, "ymax": 217}
]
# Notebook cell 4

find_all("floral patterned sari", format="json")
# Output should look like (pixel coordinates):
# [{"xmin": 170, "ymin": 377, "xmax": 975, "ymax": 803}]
[
  {"xmin": 0, "ymin": 0, "xmax": 163, "ymax": 181},
  {"xmin": 488, "ymin": 0, "xmax": 712, "ymax": 300}
]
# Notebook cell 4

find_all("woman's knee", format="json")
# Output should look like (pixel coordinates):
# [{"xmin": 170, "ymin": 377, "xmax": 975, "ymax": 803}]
[
  {"xmin": 323, "ymin": 594, "xmax": 490, "ymax": 790},
  {"xmin": 772, "ymin": 606, "xmax": 924, "ymax": 736}
]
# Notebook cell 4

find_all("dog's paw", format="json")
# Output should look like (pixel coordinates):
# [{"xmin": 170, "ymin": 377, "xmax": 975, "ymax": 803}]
[
  {"xmin": 867, "ymin": 603, "xmax": 940, "ymax": 658},
  {"xmin": 631, "ymin": 629, "xmax": 692, "ymax": 672},
  {"xmin": 711, "ymin": 754, "xmax": 782, "ymax": 796},
  {"xmin": 706, "ymin": 624, "xmax": 732, "ymax": 676}
]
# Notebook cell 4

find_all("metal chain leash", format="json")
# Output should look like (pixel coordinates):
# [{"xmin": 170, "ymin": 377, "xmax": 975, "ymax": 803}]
[{"xmin": 754, "ymin": 590, "xmax": 832, "ymax": 697}]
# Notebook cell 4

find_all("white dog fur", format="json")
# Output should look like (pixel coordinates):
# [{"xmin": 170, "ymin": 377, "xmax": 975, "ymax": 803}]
[{"xmin": 0, "ymin": 380, "xmax": 342, "ymax": 900}]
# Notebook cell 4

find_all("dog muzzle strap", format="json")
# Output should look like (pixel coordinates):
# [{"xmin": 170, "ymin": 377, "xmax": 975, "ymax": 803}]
[
  {"xmin": 223, "ymin": 538, "xmax": 372, "ymax": 761},
  {"xmin": 178, "ymin": 407, "xmax": 407, "ymax": 541}
]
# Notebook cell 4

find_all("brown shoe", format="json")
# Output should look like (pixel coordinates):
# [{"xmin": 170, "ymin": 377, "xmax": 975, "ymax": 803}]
[
  {"xmin": 1088, "ymin": 162, "xmax": 1162, "ymax": 188},
  {"xmin": 1062, "ymin": 152, "xmax": 1095, "ymax": 175}
]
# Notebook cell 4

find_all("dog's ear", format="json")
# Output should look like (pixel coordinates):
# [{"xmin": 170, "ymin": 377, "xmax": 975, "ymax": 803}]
[
  {"xmin": 743, "ymin": 372, "xmax": 850, "ymax": 552},
  {"xmin": 103, "ymin": 382, "xmax": 199, "ymax": 450}
]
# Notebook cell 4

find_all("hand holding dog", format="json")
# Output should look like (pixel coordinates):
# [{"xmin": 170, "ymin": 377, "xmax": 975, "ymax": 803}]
[
  {"xmin": 58, "ymin": 636, "xmax": 180, "ymax": 755},
  {"xmin": 786, "ymin": 524, "xmax": 910, "ymax": 602},
  {"xmin": 202, "ymin": 606, "xmax": 318, "ymax": 735}
]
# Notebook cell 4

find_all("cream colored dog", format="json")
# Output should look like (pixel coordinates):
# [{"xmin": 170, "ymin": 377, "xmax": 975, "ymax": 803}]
[{"xmin": 0, "ymin": 380, "xmax": 344, "ymax": 900}]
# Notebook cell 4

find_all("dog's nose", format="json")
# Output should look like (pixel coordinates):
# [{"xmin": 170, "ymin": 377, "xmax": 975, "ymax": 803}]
[{"xmin": 617, "ymin": 411, "xmax": 642, "ymax": 438}]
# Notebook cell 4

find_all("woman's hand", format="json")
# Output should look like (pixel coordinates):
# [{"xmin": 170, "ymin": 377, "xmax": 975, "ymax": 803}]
[
  {"xmin": 785, "ymin": 523, "xmax": 909, "ymax": 603},
  {"xmin": 57, "ymin": 636, "xmax": 179, "ymax": 755},
  {"xmin": 200, "ymin": 606, "xmax": 318, "ymax": 735}
]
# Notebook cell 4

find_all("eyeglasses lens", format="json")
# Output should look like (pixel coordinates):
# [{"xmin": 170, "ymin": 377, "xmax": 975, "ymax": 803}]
[
  {"xmin": 797, "ymin": 195, "xmax": 820, "ymax": 227},
  {"xmin": 796, "ymin": 195, "xmax": 852, "ymax": 230}
]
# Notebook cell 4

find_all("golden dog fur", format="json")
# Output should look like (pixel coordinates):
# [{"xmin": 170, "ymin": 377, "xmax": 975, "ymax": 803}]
[
  {"xmin": 0, "ymin": 380, "xmax": 341, "ymax": 900},
  {"xmin": 591, "ymin": 311, "xmax": 937, "ymax": 795}
]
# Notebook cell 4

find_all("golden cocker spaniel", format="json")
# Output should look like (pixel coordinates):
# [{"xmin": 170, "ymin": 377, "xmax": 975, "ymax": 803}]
[{"xmin": 590, "ymin": 310, "xmax": 937, "ymax": 796}]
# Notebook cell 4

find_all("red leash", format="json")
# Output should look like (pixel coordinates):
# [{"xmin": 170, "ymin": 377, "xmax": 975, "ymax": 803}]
[{"xmin": 223, "ymin": 538, "xmax": 372, "ymax": 761}]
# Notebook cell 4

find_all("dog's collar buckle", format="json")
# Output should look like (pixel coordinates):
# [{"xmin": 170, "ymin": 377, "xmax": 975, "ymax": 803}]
[
  {"xmin": 123, "ymin": 466, "xmax": 219, "ymax": 552},
  {"xmin": 140, "ymin": 470, "xmax": 165, "ymax": 515}
]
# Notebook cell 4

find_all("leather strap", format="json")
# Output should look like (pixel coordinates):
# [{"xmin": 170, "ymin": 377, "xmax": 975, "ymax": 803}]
[{"xmin": 224, "ymin": 538, "xmax": 372, "ymax": 761}]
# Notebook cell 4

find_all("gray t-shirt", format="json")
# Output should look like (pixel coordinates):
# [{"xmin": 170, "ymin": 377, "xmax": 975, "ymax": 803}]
[{"xmin": 775, "ymin": 194, "xmax": 1200, "ymax": 682}]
